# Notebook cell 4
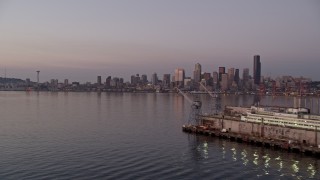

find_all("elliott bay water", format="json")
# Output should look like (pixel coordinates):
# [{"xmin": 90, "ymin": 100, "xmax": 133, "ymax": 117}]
[{"xmin": 0, "ymin": 91, "xmax": 320, "ymax": 179}]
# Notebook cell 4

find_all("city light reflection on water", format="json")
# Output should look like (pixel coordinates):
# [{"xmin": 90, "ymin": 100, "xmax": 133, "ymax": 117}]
[
  {"xmin": 241, "ymin": 149, "xmax": 248, "ymax": 166},
  {"xmin": 191, "ymin": 135, "xmax": 320, "ymax": 178}
]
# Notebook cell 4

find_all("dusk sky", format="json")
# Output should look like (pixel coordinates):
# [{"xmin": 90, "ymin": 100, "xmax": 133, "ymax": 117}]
[{"xmin": 0, "ymin": 0, "xmax": 319, "ymax": 82}]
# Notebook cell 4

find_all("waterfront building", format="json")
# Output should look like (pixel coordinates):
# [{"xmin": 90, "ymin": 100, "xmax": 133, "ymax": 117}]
[
  {"xmin": 26, "ymin": 78, "xmax": 31, "ymax": 86},
  {"xmin": 253, "ymin": 55, "xmax": 261, "ymax": 85}
]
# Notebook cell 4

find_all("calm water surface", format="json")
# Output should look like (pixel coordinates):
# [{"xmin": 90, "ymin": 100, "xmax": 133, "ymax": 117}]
[{"xmin": 0, "ymin": 91, "xmax": 320, "ymax": 179}]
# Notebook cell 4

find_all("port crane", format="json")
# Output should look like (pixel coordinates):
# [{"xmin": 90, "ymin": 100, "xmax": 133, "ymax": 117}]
[
  {"xmin": 176, "ymin": 88, "xmax": 202, "ymax": 125},
  {"xmin": 199, "ymin": 82, "xmax": 221, "ymax": 114}
]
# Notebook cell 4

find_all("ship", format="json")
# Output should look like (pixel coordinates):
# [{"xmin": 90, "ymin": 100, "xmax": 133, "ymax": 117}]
[
  {"xmin": 238, "ymin": 106, "xmax": 320, "ymax": 130},
  {"xmin": 183, "ymin": 105, "xmax": 320, "ymax": 156}
]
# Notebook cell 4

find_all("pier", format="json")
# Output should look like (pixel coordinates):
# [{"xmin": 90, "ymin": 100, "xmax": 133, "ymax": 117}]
[{"xmin": 182, "ymin": 124, "xmax": 320, "ymax": 157}]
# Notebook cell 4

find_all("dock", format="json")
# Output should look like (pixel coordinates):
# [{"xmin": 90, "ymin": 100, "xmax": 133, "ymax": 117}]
[{"xmin": 182, "ymin": 125, "xmax": 320, "ymax": 157}]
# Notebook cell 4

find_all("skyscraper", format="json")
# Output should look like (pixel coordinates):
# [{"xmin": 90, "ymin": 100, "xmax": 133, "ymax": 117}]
[
  {"xmin": 97, "ymin": 76, "xmax": 102, "ymax": 85},
  {"xmin": 64, "ymin": 79, "xmax": 68, "ymax": 86},
  {"xmin": 221, "ymin": 74, "xmax": 228, "ymax": 91},
  {"xmin": 131, "ymin": 75, "xmax": 137, "ymax": 85},
  {"xmin": 105, "ymin": 76, "xmax": 111, "ymax": 88},
  {"xmin": 174, "ymin": 68, "xmax": 185, "ymax": 88},
  {"xmin": 234, "ymin": 69, "xmax": 240, "ymax": 84},
  {"xmin": 253, "ymin": 55, "xmax": 261, "ymax": 85},
  {"xmin": 243, "ymin": 68, "xmax": 249, "ymax": 83},
  {"xmin": 141, "ymin": 74, "xmax": 148, "ymax": 84},
  {"xmin": 162, "ymin": 74, "xmax": 171, "ymax": 88},
  {"xmin": 193, "ymin": 63, "xmax": 201, "ymax": 83},
  {"xmin": 218, "ymin": 67, "xmax": 225, "ymax": 82},
  {"xmin": 227, "ymin": 68, "xmax": 235, "ymax": 87},
  {"xmin": 212, "ymin": 71, "xmax": 218, "ymax": 90},
  {"xmin": 242, "ymin": 68, "xmax": 250, "ymax": 89},
  {"xmin": 151, "ymin": 73, "xmax": 158, "ymax": 85}
]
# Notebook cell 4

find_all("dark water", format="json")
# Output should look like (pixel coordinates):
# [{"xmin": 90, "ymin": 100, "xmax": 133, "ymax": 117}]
[{"xmin": 0, "ymin": 92, "xmax": 320, "ymax": 179}]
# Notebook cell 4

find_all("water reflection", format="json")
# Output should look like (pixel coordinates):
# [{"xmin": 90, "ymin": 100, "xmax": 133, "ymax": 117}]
[
  {"xmin": 187, "ymin": 135, "xmax": 320, "ymax": 178},
  {"xmin": 173, "ymin": 94, "xmax": 186, "ymax": 122}
]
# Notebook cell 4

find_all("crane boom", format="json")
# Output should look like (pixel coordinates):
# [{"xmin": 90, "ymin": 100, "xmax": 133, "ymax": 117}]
[
  {"xmin": 176, "ymin": 88, "xmax": 193, "ymax": 104},
  {"xmin": 199, "ymin": 82, "xmax": 216, "ymax": 98}
]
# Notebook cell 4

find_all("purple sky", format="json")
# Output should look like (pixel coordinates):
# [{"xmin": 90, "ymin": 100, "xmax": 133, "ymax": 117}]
[{"xmin": 0, "ymin": 0, "xmax": 319, "ymax": 82}]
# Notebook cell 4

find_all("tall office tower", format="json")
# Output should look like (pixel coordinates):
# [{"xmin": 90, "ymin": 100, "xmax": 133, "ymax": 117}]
[
  {"xmin": 174, "ymin": 68, "xmax": 185, "ymax": 88},
  {"xmin": 135, "ymin": 74, "xmax": 140, "ymax": 84},
  {"xmin": 203, "ymin": 72, "xmax": 212, "ymax": 86},
  {"xmin": 112, "ymin": 77, "xmax": 120, "ymax": 88},
  {"xmin": 162, "ymin": 74, "xmax": 171, "ymax": 88},
  {"xmin": 242, "ymin": 68, "xmax": 249, "ymax": 83},
  {"xmin": 193, "ymin": 63, "xmax": 201, "ymax": 83},
  {"xmin": 227, "ymin": 68, "xmax": 235, "ymax": 86},
  {"xmin": 97, "ymin": 76, "xmax": 102, "ymax": 85},
  {"xmin": 218, "ymin": 67, "xmax": 225, "ymax": 82},
  {"xmin": 234, "ymin": 69, "xmax": 240, "ymax": 84},
  {"xmin": 64, "ymin": 79, "xmax": 69, "ymax": 86},
  {"xmin": 151, "ymin": 73, "xmax": 158, "ymax": 85},
  {"xmin": 141, "ymin": 74, "xmax": 148, "ymax": 84},
  {"xmin": 131, "ymin": 75, "xmax": 137, "ymax": 85},
  {"xmin": 253, "ymin": 55, "xmax": 261, "ymax": 85},
  {"xmin": 212, "ymin": 71, "xmax": 218, "ymax": 90},
  {"xmin": 105, "ymin": 76, "xmax": 111, "ymax": 88},
  {"xmin": 221, "ymin": 74, "xmax": 229, "ymax": 91}
]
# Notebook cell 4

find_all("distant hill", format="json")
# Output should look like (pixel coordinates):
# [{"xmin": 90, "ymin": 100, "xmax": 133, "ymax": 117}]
[{"xmin": 0, "ymin": 77, "xmax": 25, "ymax": 84}]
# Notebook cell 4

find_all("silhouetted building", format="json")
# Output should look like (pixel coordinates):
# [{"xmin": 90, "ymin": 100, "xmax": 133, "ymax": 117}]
[
  {"xmin": 218, "ymin": 67, "xmax": 225, "ymax": 82},
  {"xmin": 97, "ymin": 76, "xmax": 102, "ymax": 85},
  {"xmin": 193, "ymin": 63, "xmax": 201, "ymax": 83},
  {"xmin": 151, "ymin": 73, "xmax": 158, "ymax": 85},
  {"xmin": 162, "ymin": 74, "xmax": 171, "ymax": 88},
  {"xmin": 212, "ymin": 71, "xmax": 218, "ymax": 90},
  {"xmin": 243, "ymin": 68, "xmax": 249, "ymax": 83},
  {"xmin": 135, "ymin": 74, "xmax": 140, "ymax": 84},
  {"xmin": 221, "ymin": 74, "xmax": 228, "ymax": 91},
  {"xmin": 26, "ymin": 78, "xmax": 31, "ymax": 86},
  {"xmin": 234, "ymin": 69, "xmax": 240, "ymax": 85},
  {"xmin": 64, "ymin": 79, "xmax": 68, "ymax": 86},
  {"xmin": 131, "ymin": 75, "xmax": 137, "ymax": 85},
  {"xmin": 105, "ymin": 76, "xmax": 111, "ymax": 88},
  {"xmin": 253, "ymin": 55, "xmax": 261, "ymax": 85},
  {"xmin": 203, "ymin": 72, "xmax": 212, "ymax": 86},
  {"xmin": 228, "ymin": 68, "xmax": 234, "ymax": 87},
  {"xmin": 141, "ymin": 74, "xmax": 148, "ymax": 84}
]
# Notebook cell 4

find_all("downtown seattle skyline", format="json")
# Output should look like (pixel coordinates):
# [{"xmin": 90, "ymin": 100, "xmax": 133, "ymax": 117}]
[{"xmin": 0, "ymin": 0, "xmax": 319, "ymax": 82}]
